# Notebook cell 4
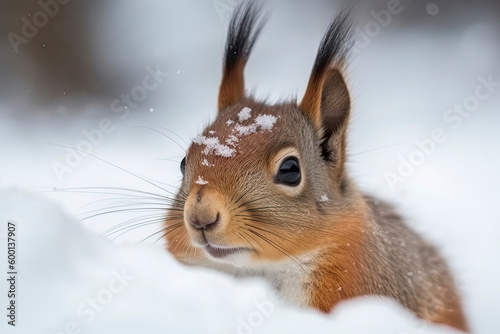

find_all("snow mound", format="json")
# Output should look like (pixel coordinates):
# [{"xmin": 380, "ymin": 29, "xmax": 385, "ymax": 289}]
[{"xmin": 0, "ymin": 189, "xmax": 461, "ymax": 334}]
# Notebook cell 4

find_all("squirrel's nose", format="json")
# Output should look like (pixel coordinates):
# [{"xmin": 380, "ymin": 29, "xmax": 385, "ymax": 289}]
[{"xmin": 189, "ymin": 212, "xmax": 220, "ymax": 231}]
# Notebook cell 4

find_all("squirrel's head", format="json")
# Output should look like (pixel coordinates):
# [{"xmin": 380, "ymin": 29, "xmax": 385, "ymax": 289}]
[{"xmin": 166, "ymin": 3, "xmax": 361, "ymax": 271}]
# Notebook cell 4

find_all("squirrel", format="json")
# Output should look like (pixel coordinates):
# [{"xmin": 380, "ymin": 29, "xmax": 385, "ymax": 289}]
[{"xmin": 165, "ymin": 3, "xmax": 468, "ymax": 332}]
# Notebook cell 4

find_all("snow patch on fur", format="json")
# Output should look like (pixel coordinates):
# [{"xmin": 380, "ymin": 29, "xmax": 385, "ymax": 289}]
[
  {"xmin": 195, "ymin": 176, "xmax": 208, "ymax": 185},
  {"xmin": 193, "ymin": 135, "xmax": 235, "ymax": 158},
  {"xmin": 238, "ymin": 107, "xmax": 252, "ymax": 122}
]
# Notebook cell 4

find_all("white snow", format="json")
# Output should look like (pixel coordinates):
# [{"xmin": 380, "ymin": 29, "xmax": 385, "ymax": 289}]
[
  {"xmin": 225, "ymin": 134, "xmax": 240, "ymax": 147},
  {"xmin": 320, "ymin": 194, "xmax": 329, "ymax": 202},
  {"xmin": 254, "ymin": 114, "xmax": 278, "ymax": 131},
  {"xmin": 194, "ymin": 113, "xmax": 277, "ymax": 158},
  {"xmin": 202, "ymin": 158, "xmax": 214, "ymax": 167},
  {"xmin": 226, "ymin": 119, "xmax": 234, "ymax": 126},
  {"xmin": 234, "ymin": 123, "xmax": 258, "ymax": 136},
  {"xmin": 232, "ymin": 114, "xmax": 277, "ymax": 137},
  {"xmin": 238, "ymin": 107, "xmax": 252, "ymax": 122},
  {"xmin": 193, "ymin": 135, "xmax": 236, "ymax": 158},
  {"xmin": 195, "ymin": 176, "xmax": 208, "ymax": 185},
  {"xmin": 0, "ymin": 189, "xmax": 460, "ymax": 334}
]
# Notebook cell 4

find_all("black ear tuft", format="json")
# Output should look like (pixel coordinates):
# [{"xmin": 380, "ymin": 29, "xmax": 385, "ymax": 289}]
[
  {"xmin": 225, "ymin": 2, "xmax": 265, "ymax": 76},
  {"xmin": 311, "ymin": 9, "xmax": 354, "ymax": 86},
  {"xmin": 299, "ymin": 7, "xmax": 356, "ymax": 128},
  {"xmin": 218, "ymin": 2, "xmax": 267, "ymax": 112}
]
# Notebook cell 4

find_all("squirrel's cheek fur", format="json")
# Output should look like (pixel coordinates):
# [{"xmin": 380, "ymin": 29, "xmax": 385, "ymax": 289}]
[{"xmin": 165, "ymin": 2, "xmax": 469, "ymax": 332}]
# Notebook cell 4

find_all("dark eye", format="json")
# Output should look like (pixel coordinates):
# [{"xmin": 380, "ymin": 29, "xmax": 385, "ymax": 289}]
[
  {"xmin": 180, "ymin": 157, "xmax": 186, "ymax": 176},
  {"xmin": 276, "ymin": 157, "xmax": 301, "ymax": 186}
]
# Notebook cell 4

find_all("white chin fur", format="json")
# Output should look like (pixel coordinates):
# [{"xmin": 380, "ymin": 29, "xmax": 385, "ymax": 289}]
[{"xmin": 204, "ymin": 249, "xmax": 252, "ymax": 268}]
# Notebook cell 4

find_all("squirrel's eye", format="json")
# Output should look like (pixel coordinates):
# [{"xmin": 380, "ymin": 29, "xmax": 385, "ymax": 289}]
[
  {"xmin": 180, "ymin": 157, "xmax": 186, "ymax": 176},
  {"xmin": 276, "ymin": 157, "xmax": 301, "ymax": 186}
]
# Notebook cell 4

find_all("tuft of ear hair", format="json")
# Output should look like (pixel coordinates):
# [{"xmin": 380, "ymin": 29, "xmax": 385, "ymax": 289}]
[
  {"xmin": 218, "ymin": 2, "xmax": 266, "ymax": 112},
  {"xmin": 300, "ymin": 9, "xmax": 356, "ymax": 179}
]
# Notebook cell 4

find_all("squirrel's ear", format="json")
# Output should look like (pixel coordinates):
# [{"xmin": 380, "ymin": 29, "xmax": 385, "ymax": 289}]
[
  {"xmin": 300, "ymin": 9, "xmax": 353, "ymax": 129},
  {"xmin": 319, "ymin": 67, "xmax": 351, "ymax": 181},
  {"xmin": 301, "ymin": 66, "xmax": 350, "ymax": 135},
  {"xmin": 300, "ymin": 9, "xmax": 354, "ymax": 180},
  {"xmin": 217, "ymin": 3, "xmax": 265, "ymax": 112},
  {"xmin": 320, "ymin": 67, "xmax": 350, "ymax": 139}
]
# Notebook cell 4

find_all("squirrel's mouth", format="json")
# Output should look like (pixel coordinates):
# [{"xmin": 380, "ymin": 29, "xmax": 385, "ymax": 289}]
[
  {"xmin": 193, "ymin": 230, "xmax": 251, "ymax": 259},
  {"xmin": 203, "ymin": 244, "xmax": 249, "ymax": 258}
]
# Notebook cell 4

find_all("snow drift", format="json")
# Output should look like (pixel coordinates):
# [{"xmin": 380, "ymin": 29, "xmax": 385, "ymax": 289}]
[{"xmin": 0, "ymin": 189, "xmax": 460, "ymax": 334}]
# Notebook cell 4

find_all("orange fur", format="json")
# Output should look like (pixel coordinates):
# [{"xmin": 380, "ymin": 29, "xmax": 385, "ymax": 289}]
[
  {"xmin": 300, "ymin": 71, "xmax": 324, "ymax": 128},
  {"xmin": 306, "ymin": 214, "xmax": 368, "ymax": 312},
  {"xmin": 429, "ymin": 300, "xmax": 469, "ymax": 332},
  {"xmin": 218, "ymin": 61, "xmax": 245, "ymax": 112}
]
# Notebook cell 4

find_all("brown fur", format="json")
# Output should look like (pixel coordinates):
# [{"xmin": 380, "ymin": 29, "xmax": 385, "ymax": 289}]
[
  {"xmin": 217, "ymin": 3, "xmax": 265, "ymax": 111},
  {"xmin": 165, "ymin": 3, "xmax": 468, "ymax": 332},
  {"xmin": 218, "ymin": 61, "xmax": 245, "ymax": 112},
  {"xmin": 300, "ymin": 69, "xmax": 325, "ymax": 128}
]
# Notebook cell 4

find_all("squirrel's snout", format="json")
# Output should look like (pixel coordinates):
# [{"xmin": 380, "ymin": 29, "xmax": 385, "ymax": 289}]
[
  {"xmin": 189, "ymin": 212, "xmax": 220, "ymax": 231},
  {"xmin": 185, "ymin": 188, "xmax": 224, "ymax": 232}
]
